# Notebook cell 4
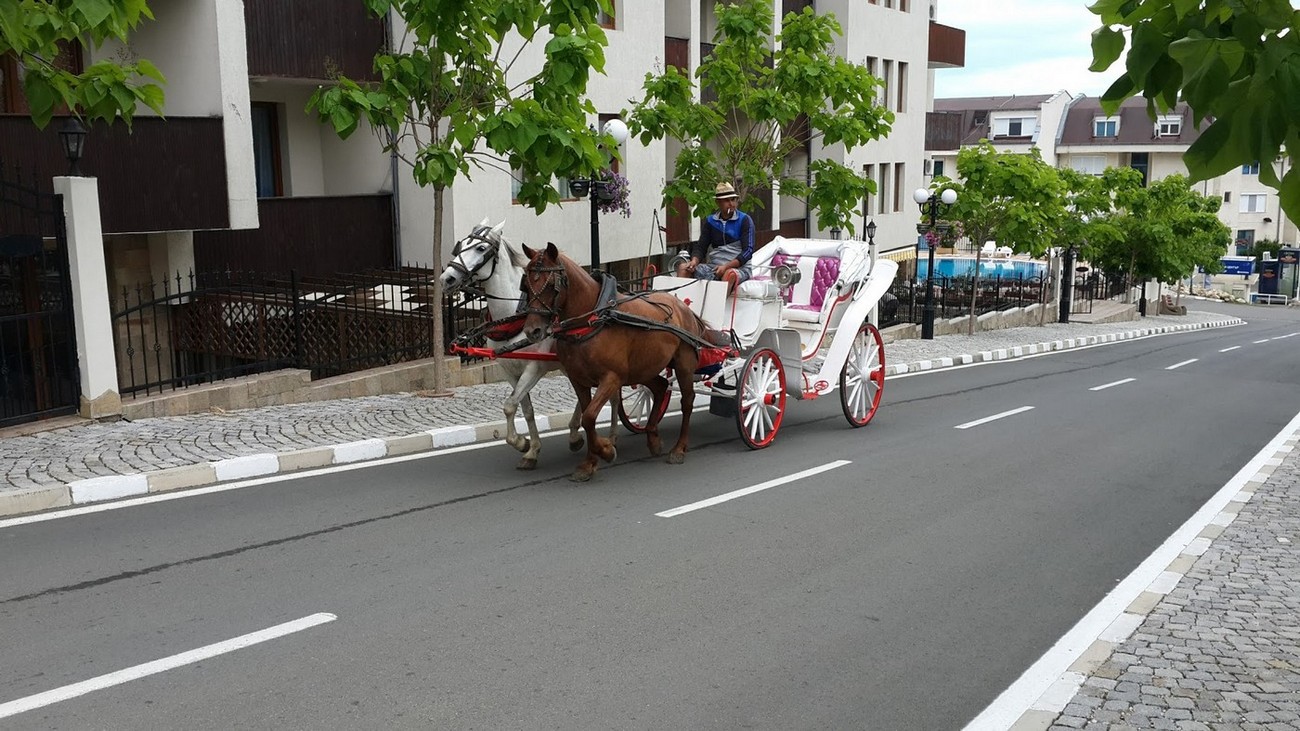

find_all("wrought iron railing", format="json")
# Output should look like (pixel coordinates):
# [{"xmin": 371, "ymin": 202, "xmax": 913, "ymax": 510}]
[
  {"xmin": 111, "ymin": 267, "xmax": 489, "ymax": 397},
  {"xmin": 888, "ymin": 272, "xmax": 1051, "ymax": 325}
]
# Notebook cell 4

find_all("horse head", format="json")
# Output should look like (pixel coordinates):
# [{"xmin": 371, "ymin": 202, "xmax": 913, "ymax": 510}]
[
  {"xmin": 440, "ymin": 218, "xmax": 509, "ymax": 294},
  {"xmin": 521, "ymin": 242, "xmax": 573, "ymax": 344}
]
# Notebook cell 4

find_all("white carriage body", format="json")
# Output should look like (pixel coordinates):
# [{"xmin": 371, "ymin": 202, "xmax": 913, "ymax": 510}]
[{"xmin": 656, "ymin": 236, "xmax": 897, "ymax": 399}]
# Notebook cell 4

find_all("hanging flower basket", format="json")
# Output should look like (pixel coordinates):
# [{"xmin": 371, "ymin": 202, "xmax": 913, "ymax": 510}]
[{"xmin": 593, "ymin": 169, "xmax": 632, "ymax": 218}]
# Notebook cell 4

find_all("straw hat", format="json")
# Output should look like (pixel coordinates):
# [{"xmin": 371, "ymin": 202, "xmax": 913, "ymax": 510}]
[{"xmin": 714, "ymin": 182, "xmax": 739, "ymax": 200}]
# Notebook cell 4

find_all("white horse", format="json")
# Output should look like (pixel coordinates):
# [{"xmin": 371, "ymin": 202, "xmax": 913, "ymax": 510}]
[{"xmin": 440, "ymin": 220, "xmax": 589, "ymax": 469}]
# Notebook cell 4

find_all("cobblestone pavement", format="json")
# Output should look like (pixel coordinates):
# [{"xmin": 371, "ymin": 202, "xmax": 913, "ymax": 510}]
[
  {"xmin": 12, "ymin": 306, "xmax": 1298, "ymax": 730},
  {"xmin": 1045, "ymin": 445, "xmax": 1300, "ymax": 731}
]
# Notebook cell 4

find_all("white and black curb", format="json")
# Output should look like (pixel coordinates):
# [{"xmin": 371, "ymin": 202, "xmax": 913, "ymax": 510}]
[{"xmin": 0, "ymin": 318, "xmax": 1244, "ymax": 519}]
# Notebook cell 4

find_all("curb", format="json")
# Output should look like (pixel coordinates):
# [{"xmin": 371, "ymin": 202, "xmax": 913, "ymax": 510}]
[{"xmin": 3, "ymin": 317, "xmax": 1245, "ymax": 519}]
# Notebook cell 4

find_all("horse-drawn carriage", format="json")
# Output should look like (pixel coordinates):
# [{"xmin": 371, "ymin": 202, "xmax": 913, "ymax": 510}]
[{"xmin": 443, "ymin": 222, "xmax": 896, "ymax": 480}]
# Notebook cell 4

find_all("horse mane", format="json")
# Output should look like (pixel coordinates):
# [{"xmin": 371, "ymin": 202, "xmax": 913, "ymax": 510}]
[{"xmin": 499, "ymin": 233, "xmax": 530, "ymax": 270}]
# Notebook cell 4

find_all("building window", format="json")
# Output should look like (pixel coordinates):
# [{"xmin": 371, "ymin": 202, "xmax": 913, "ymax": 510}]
[
  {"xmin": 863, "ymin": 163, "xmax": 874, "ymax": 215},
  {"xmin": 932, "ymin": 159, "xmax": 945, "ymax": 178},
  {"xmin": 512, "ymin": 171, "xmax": 579, "ymax": 203},
  {"xmin": 1155, "ymin": 115, "xmax": 1182, "ymax": 136},
  {"xmin": 1093, "ymin": 117, "xmax": 1119, "ymax": 137},
  {"xmin": 893, "ymin": 162, "xmax": 905, "ymax": 213},
  {"xmin": 1236, "ymin": 230, "xmax": 1255, "ymax": 254},
  {"xmin": 1223, "ymin": 191, "xmax": 1232, "ymax": 203},
  {"xmin": 881, "ymin": 60, "xmax": 893, "ymax": 112},
  {"xmin": 1241, "ymin": 193, "xmax": 1267, "ymax": 213},
  {"xmin": 896, "ymin": 62, "xmax": 908, "ymax": 113},
  {"xmin": 250, "ymin": 102, "xmax": 283, "ymax": 198},
  {"xmin": 1129, "ymin": 151, "xmax": 1149, "ymax": 187},
  {"xmin": 1242, "ymin": 161, "xmax": 1260, "ymax": 175},
  {"xmin": 993, "ymin": 116, "xmax": 1035, "ymax": 138},
  {"xmin": 1069, "ymin": 155, "xmax": 1106, "ymax": 176},
  {"xmin": 877, "ymin": 163, "xmax": 890, "ymax": 216},
  {"xmin": 597, "ymin": 2, "xmax": 615, "ymax": 29}
]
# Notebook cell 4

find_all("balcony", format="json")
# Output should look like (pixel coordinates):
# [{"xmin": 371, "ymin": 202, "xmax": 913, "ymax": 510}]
[
  {"xmin": 928, "ymin": 22, "xmax": 966, "ymax": 69},
  {"xmin": 0, "ymin": 116, "xmax": 228, "ymax": 233},
  {"xmin": 245, "ymin": 0, "xmax": 386, "ymax": 82},
  {"xmin": 193, "ymin": 195, "xmax": 395, "ymax": 278}
]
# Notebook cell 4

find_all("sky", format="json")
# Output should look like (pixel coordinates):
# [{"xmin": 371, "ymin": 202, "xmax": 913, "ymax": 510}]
[{"xmin": 932, "ymin": 0, "xmax": 1120, "ymax": 99}]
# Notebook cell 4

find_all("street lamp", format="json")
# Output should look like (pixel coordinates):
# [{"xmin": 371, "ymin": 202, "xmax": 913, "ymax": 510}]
[
  {"xmin": 58, "ymin": 117, "xmax": 88, "ymax": 176},
  {"xmin": 830, "ymin": 226, "xmax": 842, "ymax": 240},
  {"xmin": 568, "ymin": 118, "xmax": 630, "ymax": 271},
  {"xmin": 865, "ymin": 219, "xmax": 879, "ymax": 327},
  {"xmin": 913, "ymin": 186, "xmax": 957, "ymax": 339}
]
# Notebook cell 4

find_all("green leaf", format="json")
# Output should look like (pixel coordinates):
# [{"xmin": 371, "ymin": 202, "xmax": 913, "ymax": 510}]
[{"xmin": 1090, "ymin": 26, "xmax": 1126, "ymax": 72}]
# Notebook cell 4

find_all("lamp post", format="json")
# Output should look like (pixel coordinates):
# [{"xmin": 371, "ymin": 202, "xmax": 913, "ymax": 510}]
[
  {"xmin": 913, "ymin": 186, "xmax": 957, "ymax": 339},
  {"xmin": 58, "ymin": 117, "xmax": 88, "ymax": 176},
  {"xmin": 866, "ymin": 219, "xmax": 878, "ymax": 327},
  {"xmin": 830, "ymin": 226, "xmax": 842, "ymax": 240},
  {"xmin": 570, "ymin": 118, "xmax": 629, "ymax": 271}
]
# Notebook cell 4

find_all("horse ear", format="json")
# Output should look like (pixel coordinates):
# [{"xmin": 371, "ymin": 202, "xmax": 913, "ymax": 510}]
[
  {"xmin": 478, "ymin": 217, "xmax": 489, "ymax": 227},
  {"xmin": 491, "ymin": 220, "xmax": 505, "ymax": 234},
  {"xmin": 546, "ymin": 242, "xmax": 559, "ymax": 261},
  {"xmin": 522, "ymin": 243, "xmax": 537, "ymax": 259}
]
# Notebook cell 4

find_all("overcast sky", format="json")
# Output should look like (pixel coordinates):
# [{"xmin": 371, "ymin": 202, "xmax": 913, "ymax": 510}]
[{"xmin": 932, "ymin": 0, "xmax": 1119, "ymax": 99}]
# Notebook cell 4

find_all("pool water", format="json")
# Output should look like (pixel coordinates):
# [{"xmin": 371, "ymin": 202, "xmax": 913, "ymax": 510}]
[{"xmin": 916, "ymin": 257, "xmax": 1046, "ymax": 280}]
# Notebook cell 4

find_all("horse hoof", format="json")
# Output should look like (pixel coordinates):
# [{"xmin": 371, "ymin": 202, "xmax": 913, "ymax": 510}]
[
  {"xmin": 516, "ymin": 458, "xmax": 537, "ymax": 470},
  {"xmin": 570, "ymin": 469, "xmax": 594, "ymax": 482},
  {"xmin": 666, "ymin": 452, "xmax": 685, "ymax": 465},
  {"xmin": 601, "ymin": 445, "xmax": 617, "ymax": 464},
  {"xmin": 569, "ymin": 438, "xmax": 584, "ymax": 452}
]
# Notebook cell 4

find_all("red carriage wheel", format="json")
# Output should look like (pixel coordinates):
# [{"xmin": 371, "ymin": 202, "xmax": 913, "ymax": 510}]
[
  {"xmin": 735, "ymin": 348, "xmax": 785, "ymax": 449},
  {"xmin": 840, "ymin": 322, "xmax": 885, "ymax": 428}
]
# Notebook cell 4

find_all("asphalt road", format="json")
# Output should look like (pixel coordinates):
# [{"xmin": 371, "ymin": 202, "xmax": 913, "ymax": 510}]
[{"xmin": 3, "ymin": 305, "xmax": 1299, "ymax": 730}]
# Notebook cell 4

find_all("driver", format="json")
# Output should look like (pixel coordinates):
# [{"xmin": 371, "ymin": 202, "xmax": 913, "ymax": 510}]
[{"xmin": 674, "ymin": 182, "xmax": 755, "ymax": 292}]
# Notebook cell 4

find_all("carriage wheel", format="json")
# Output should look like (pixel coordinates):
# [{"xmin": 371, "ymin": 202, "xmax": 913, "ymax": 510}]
[
  {"xmin": 618, "ymin": 376, "xmax": 672, "ymax": 434},
  {"xmin": 840, "ymin": 322, "xmax": 885, "ymax": 428},
  {"xmin": 735, "ymin": 348, "xmax": 786, "ymax": 449}
]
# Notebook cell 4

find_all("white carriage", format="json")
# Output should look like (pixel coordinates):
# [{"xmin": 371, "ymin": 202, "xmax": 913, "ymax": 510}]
[{"xmin": 619, "ymin": 236, "xmax": 897, "ymax": 449}]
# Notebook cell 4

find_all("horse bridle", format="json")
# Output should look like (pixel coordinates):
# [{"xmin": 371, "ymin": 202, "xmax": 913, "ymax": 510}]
[
  {"xmin": 446, "ymin": 226, "xmax": 502, "ymax": 287},
  {"xmin": 522, "ymin": 259, "xmax": 568, "ymax": 326}
]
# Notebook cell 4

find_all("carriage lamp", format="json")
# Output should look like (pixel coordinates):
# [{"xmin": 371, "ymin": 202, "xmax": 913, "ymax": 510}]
[
  {"xmin": 773, "ymin": 263, "xmax": 802, "ymax": 289},
  {"xmin": 913, "ymin": 187, "xmax": 957, "ymax": 340},
  {"xmin": 575, "ymin": 118, "xmax": 630, "ymax": 271},
  {"xmin": 59, "ymin": 117, "xmax": 88, "ymax": 176}
]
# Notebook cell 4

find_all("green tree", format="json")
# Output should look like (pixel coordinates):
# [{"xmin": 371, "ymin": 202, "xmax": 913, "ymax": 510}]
[
  {"xmin": 0, "ymin": 0, "xmax": 165, "ymax": 127},
  {"xmin": 309, "ymin": 0, "xmax": 613, "ymax": 392},
  {"xmin": 936, "ymin": 142, "xmax": 1067, "ymax": 257},
  {"xmin": 1092, "ymin": 173, "xmax": 1230, "ymax": 288},
  {"xmin": 1088, "ymin": 0, "xmax": 1300, "ymax": 219},
  {"xmin": 625, "ymin": 0, "xmax": 893, "ymax": 236}
]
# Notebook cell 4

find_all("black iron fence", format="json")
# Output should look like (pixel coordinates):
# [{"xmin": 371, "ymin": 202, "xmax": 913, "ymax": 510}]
[
  {"xmin": 111, "ymin": 267, "xmax": 488, "ymax": 397},
  {"xmin": 888, "ymin": 271, "xmax": 1051, "ymax": 325}
]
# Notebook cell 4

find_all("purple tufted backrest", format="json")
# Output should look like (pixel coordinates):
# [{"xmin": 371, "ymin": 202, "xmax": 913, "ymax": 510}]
[{"xmin": 807, "ymin": 257, "xmax": 841, "ymax": 310}]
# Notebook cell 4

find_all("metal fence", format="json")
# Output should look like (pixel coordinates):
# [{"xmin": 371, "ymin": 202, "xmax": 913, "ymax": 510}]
[
  {"xmin": 887, "ymin": 271, "xmax": 1051, "ymax": 325},
  {"xmin": 111, "ymin": 267, "xmax": 488, "ymax": 397}
]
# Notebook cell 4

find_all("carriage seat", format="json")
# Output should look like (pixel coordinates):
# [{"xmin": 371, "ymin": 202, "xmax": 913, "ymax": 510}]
[{"xmin": 771, "ymin": 253, "xmax": 842, "ymax": 324}]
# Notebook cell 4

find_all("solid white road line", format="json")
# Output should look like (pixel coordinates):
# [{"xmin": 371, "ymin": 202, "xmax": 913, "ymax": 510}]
[
  {"xmin": 0, "ymin": 613, "xmax": 336, "ymax": 721},
  {"xmin": 1166, "ymin": 359, "xmax": 1199, "ymax": 370},
  {"xmin": 655, "ymin": 461, "xmax": 851, "ymax": 518},
  {"xmin": 954, "ymin": 406, "xmax": 1034, "ymax": 430},
  {"xmin": 1253, "ymin": 339, "xmax": 1270, "ymax": 344},
  {"xmin": 1089, "ymin": 378, "xmax": 1136, "ymax": 392},
  {"xmin": 1219, "ymin": 346, "xmax": 1241, "ymax": 353},
  {"xmin": 964, "ymin": 408, "xmax": 1300, "ymax": 731}
]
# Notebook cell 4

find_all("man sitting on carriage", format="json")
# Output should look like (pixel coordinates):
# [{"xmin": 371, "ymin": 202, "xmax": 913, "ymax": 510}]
[{"xmin": 674, "ymin": 182, "xmax": 755, "ymax": 292}]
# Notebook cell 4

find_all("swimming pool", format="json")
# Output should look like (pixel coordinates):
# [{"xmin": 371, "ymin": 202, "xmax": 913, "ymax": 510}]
[{"xmin": 916, "ymin": 257, "xmax": 1047, "ymax": 280}]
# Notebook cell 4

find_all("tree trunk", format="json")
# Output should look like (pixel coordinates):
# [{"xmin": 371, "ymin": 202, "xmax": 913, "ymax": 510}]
[
  {"xmin": 430, "ymin": 183, "xmax": 449, "ymax": 394},
  {"xmin": 967, "ymin": 248, "xmax": 982, "ymax": 335}
]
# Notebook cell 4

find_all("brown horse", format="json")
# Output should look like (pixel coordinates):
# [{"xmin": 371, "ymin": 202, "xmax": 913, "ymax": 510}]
[{"xmin": 521, "ymin": 242, "xmax": 709, "ymax": 481}]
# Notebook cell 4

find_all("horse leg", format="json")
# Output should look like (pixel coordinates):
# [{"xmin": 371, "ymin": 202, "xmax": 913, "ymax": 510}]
[
  {"xmin": 515, "ymin": 393, "xmax": 543, "ymax": 470},
  {"xmin": 573, "ymin": 377, "xmax": 620, "ymax": 482},
  {"xmin": 643, "ymin": 374, "xmax": 669, "ymax": 457},
  {"xmin": 667, "ymin": 354, "xmax": 697, "ymax": 464},
  {"xmin": 567, "ymin": 405, "xmax": 585, "ymax": 452},
  {"xmin": 500, "ymin": 366, "xmax": 530, "ymax": 453}
]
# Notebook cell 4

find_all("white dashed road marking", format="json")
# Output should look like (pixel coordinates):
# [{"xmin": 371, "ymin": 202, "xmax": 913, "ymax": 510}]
[
  {"xmin": 1089, "ymin": 378, "xmax": 1136, "ymax": 392},
  {"xmin": 0, "ymin": 613, "xmax": 337, "ymax": 720},
  {"xmin": 656, "ymin": 461, "xmax": 851, "ymax": 517},
  {"xmin": 1219, "ymin": 346, "xmax": 1241, "ymax": 353},
  {"xmin": 1165, "ymin": 359, "xmax": 1198, "ymax": 370},
  {"xmin": 954, "ymin": 406, "xmax": 1035, "ymax": 430}
]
